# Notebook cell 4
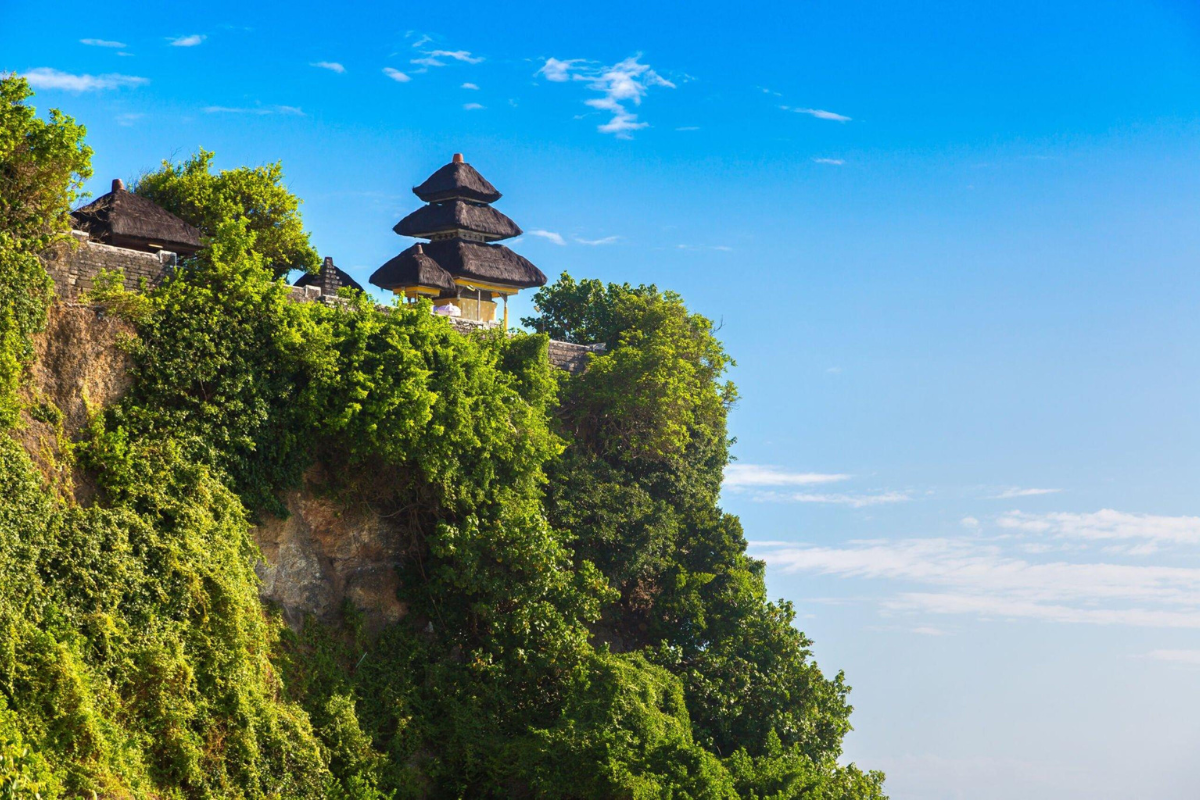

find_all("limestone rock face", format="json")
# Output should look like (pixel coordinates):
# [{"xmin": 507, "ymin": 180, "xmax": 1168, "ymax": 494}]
[
  {"xmin": 254, "ymin": 474, "xmax": 407, "ymax": 632},
  {"xmin": 15, "ymin": 302, "xmax": 135, "ymax": 502},
  {"xmin": 20, "ymin": 300, "xmax": 407, "ymax": 632}
]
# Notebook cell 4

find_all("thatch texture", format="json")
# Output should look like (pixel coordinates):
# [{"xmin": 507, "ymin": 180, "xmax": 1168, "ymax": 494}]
[
  {"xmin": 394, "ymin": 200, "xmax": 522, "ymax": 241},
  {"xmin": 413, "ymin": 161, "xmax": 501, "ymax": 204},
  {"xmin": 370, "ymin": 244, "xmax": 457, "ymax": 292},
  {"xmin": 422, "ymin": 239, "xmax": 547, "ymax": 289},
  {"xmin": 72, "ymin": 181, "xmax": 203, "ymax": 255},
  {"xmin": 295, "ymin": 256, "xmax": 364, "ymax": 293}
]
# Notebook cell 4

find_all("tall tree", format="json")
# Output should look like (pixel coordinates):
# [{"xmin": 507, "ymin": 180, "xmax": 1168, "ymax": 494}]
[{"xmin": 135, "ymin": 148, "xmax": 319, "ymax": 276}]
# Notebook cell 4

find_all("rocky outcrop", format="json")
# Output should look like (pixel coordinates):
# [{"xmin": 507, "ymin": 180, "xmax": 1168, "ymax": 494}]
[
  {"xmin": 254, "ymin": 471, "xmax": 408, "ymax": 632},
  {"xmin": 14, "ymin": 302, "xmax": 134, "ymax": 502}
]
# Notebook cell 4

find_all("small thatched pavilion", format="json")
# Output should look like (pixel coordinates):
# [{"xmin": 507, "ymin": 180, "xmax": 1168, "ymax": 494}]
[
  {"xmin": 370, "ymin": 154, "xmax": 547, "ymax": 328},
  {"xmin": 72, "ymin": 179, "xmax": 203, "ymax": 257},
  {"xmin": 295, "ymin": 256, "xmax": 364, "ymax": 296}
]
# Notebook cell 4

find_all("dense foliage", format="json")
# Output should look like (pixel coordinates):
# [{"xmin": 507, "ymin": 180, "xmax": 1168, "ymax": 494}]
[
  {"xmin": 0, "ymin": 81, "xmax": 884, "ymax": 798},
  {"xmin": 135, "ymin": 148, "xmax": 320, "ymax": 276}
]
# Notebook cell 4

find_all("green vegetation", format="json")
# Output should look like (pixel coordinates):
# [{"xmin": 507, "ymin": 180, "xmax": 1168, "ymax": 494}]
[{"xmin": 0, "ymin": 76, "xmax": 884, "ymax": 798}]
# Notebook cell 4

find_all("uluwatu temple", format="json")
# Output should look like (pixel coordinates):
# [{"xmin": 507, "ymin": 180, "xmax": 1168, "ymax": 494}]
[{"xmin": 42, "ymin": 153, "xmax": 602, "ymax": 372}]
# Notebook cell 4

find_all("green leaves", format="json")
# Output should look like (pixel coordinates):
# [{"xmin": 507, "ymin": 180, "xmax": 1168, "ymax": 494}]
[{"xmin": 135, "ymin": 149, "xmax": 319, "ymax": 276}]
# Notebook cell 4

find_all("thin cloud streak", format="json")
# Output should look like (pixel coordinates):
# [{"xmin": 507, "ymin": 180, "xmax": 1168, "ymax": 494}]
[
  {"xmin": 22, "ymin": 68, "xmax": 148, "ymax": 91},
  {"xmin": 168, "ymin": 34, "xmax": 205, "ymax": 47},
  {"xmin": 991, "ymin": 487, "xmax": 1063, "ymax": 499},
  {"xmin": 311, "ymin": 61, "xmax": 345, "ymax": 73},
  {"xmin": 383, "ymin": 68, "xmax": 411, "ymax": 83},
  {"xmin": 781, "ymin": 105, "xmax": 851, "ymax": 122},
  {"xmin": 80, "ymin": 38, "xmax": 126, "ymax": 48},
  {"xmin": 724, "ymin": 464, "xmax": 849, "ymax": 488},
  {"xmin": 528, "ymin": 230, "xmax": 566, "ymax": 245},
  {"xmin": 575, "ymin": 236, "xmax": 620, "ymax": 246}
]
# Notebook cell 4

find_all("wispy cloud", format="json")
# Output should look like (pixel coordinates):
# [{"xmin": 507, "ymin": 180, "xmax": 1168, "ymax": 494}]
[
  {"xmin": 168, "ymin": 34, "xmax": 205, "ymax": 47},
  {"xmin": 462, "ymin": 102, "xmax": 485, "ymax": 111},
  {"xmin": 383, "ymin": 67, "xmax": 411, "ymax": 83},
  {"xmin": 21, "ymin": 68, "xmax": 148, "ymax": 92},
  {"xmin": 676, "ymin": 244, "xmax": 733, "ymax": 252},
  {"xmin": 536, "ymin": 55, "xmax": 675, "ymax": 139},
  {"xmin": 750, "ymin": 534, "xmax": 1200, "ymax": 629},
  {"xmin": 429, "ymin": 50, "xmax": 483, "ymax": 64},
  {"xmin": 461, "ymin": 82, "xmax": 479, "ymax": 90},
  {"xmin": 748, "ymin": 490, "xmax": 911, "ymax": 507},
  {"xmin": 574, "ymin": 235, "xmax": 620, "ymax": 246},
  {"xmin": 813, "ymin": 157, "xmax": 845, "ymax": 165},
  {"xmin": 203, "ymin": 105, "xmax": 304, "ymax": 116},
  {"xmin": 80, "ymin": 38, "xmax": 126, "ymax": 48},
  {"xmin": 408, "ymin": 33, "xmax": 432, "ymax": 49},
  {"xmin": 115, "ymin": 113, "xmax": 143, "ymax": 127},
  {"xmin": 675, "ymin": 126, "xmax": 700, "ymax": 131},
  {"xmin": 1140, "ymin": 649, "xmax": 1200, "ymax": 666},
  {"xmin": 528, "ymin": 230, "xmax": 566, "ymax": 246},
  {"xmin": 537, "ymin": 57, "xmax": 586, "ymax": 82},
  {"xmin": 724, "ymin": 464, "xmax": 849, "ymax": 488},
  {"xmin": 990, "ymin": 487, "xmax": 1063, "ymax": 499},
  {"xmin": 781, "ymin": 105, "xmax": 851, "ymax": 122},
  {"xmin": 311, "ymin": 61, "xmax": 345, "ymax": 73},
  {"xmin": 411, "ymin": 56, "xmax": 444, "ymax": 68},
  {"xmin": 997, "ymin": 509, "xmax": 1200, "ymax": 549}
]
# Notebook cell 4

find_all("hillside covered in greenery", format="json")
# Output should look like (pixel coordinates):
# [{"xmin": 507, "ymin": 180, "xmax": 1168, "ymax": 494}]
[{"xmin": 0, "ymin": 76, "xmax": 885, "ymax": 799}]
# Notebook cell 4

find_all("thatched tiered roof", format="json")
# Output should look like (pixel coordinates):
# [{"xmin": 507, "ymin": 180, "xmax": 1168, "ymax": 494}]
[
  {"xmin": 370, "ymin": 244, "xmax": 457, "ymax": 293},
  {"xmin": 421, "ymin": 239, "xmax": 546, "ymax": 288},
  {"xmin": 372, "ymin": 154, "xmax": 547, "ymax": 294},
  {"xmin": 394, "ymin": 200, "xmax": 522, "ymax": 241},
  {"xmin": 413, "ymin": 155, "xmax": 501, "ymax": 203},
  {"xmin": 72, "ymin": 179, "xmax": 203, "ymax": 255},
  {"xmin": 295, "ymin": 256, "xmax": 364, "ymax": 294}
]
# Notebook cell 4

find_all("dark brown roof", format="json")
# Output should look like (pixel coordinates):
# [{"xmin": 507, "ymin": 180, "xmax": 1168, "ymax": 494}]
[
  {"xmin": 422, "ymin": 239, "xmax": 547, "ymax": 289},
  {"xmin": 370, "ymin": 244, "xmax": 457, "ymax": 292},
  {"xmin": 394, "ymin": 200, "xmax": 522, "ymax": 241},
  {"xmin": 72, "ymin": 179, "xmax": 203, "ymax": 254},
  {"xmin": 413, "ymin": 158, "xmax": 502, "ymax": 204},
  {"xmin": 295, "ymin": 256, "xmax": 364, "ymax": 293}
]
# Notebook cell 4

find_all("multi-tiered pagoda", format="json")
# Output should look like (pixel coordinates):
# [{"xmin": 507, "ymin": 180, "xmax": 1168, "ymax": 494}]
[{"xmin": 369, "ymin": 154, "xmax": 547, "ymax": 328}]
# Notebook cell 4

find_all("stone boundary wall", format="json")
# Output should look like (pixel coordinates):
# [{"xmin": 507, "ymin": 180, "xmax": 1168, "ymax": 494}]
[
  {"xmin": 43, "ymin": 238, "xmax": 605, "ymax": 372},
  {"xmin": 41, "ymin": 234, "xmax": 177, "ymax": 301}
]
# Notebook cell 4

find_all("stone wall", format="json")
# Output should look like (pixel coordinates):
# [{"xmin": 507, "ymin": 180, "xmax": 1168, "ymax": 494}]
[
  {"xmin": 41, "ymin": 233, "xmax": 176, "ymax": 300},
  {"xmin": 548, "ymin": 340, "xmax": 606, "ymax": 375}
]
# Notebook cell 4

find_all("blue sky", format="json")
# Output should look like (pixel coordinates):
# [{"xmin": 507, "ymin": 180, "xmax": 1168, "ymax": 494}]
[{"xmin": 6, "ymin": 1, "xmax": 1200, "ymax": 797}]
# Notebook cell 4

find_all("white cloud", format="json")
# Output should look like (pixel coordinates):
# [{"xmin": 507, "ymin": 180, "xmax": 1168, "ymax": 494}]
[
  {"xmin": 537, "ymin": 55, "xmax": 674, "ymax": 139},
  {"xmin": 781, "ymin": 105, "xmax": 851, "ymax": 122},
  {"xmin": 1140, "ymin": 649, "xmax": 1200, "ymax": 666},
  {"xmin": 409, "ymin": 33, "xmax": 432, "ymax": 49},
  {"xmin": 749, "ymin": 490, "xmax": 910, "ymax": 507},
  {"xmin": 676, "ymin": 243, "xmax": 733, "ymax": 252},
  {"xmin": 675, "ymin": 126, "xmax": 700, "ymax": 131},
  {"xmin": 203, "ymin": 105, "xmax": 304, "ymax": 116},
  {"xmin": 911, "ymin": 626, "xmax": 948, "ymax": 636},
  {"xmin": 115, "ymin": 113, "xmax": 143, "ymax": 127},
  {"xmin": 22, "ymin": 68, "xmax": 148, "ymax": 92},
  {"xmin": 462, "ymin": 102, "xmax": 485, "ymax": 111},
  {"xmin": 724, "ymin": 464, "xmax": 849, "ymax": 488},
  {"xmin": 461, "ymin": 82, "xmax": 479, "ymax": 90},
  {"xmin": 813, "ymin": 157, "xmax": 845, "ymax": 165},
  {"xmin": 990, "ymin": 487, "xmax": 1062, "ymax": 499},
  {"xmin": 574, "ymin": 236, "xmax": 620, "ymax": 246},
  {"xmin": 168, "ymin": 34, "xmax": 205, "ymax": 47},
  {"xmin": 997, "ymin": 509, "xmax": 1200, "ymax": 547},
  {"xmin": 961, "ymin": 516, "xmax": 981, "ymax": 529},
  {"xmin": 80, "ymin": 38, "xmax": 126, "ymax": 48},
  {"xmin": 537, "ymin": 57, "xmax": 586, "ymax": 82},
  {"xmin": 411, "ymin": 56, "xmax": 445, "ymax": 68},
  {"xmin": 383, "ymin": 68, "xmax": 411, "ymax": 83},
  {"xmin": 311, "ymin": 61, "xmax": 345, "ymax": 73},
  {"xmin": 528, "ymin": 230, "xmax": 566, "ymax": 246},
  {"xmin": 749, "ymin": 535, "xmax": 1200, "ymax": 629},
  {"xmin": 429, "ymin": 49, "xmax": 483, "ymax": 64}
]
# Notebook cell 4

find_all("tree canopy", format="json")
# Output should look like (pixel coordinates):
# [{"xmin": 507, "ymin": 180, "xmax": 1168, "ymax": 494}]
[{"xmin": 135, "ymin": 148, "xmax": 319, "ymax": 276}]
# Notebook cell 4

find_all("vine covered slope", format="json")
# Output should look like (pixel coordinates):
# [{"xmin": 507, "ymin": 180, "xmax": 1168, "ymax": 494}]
[{"xmin": 0, "ymin": 76, "xmax": 885, "ymax": 799}]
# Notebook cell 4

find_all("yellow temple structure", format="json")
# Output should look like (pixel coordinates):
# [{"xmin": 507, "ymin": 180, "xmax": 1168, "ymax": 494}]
[{"xmin": 369, "ymin": 154, "xmax": 547, "ymax": 328}]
